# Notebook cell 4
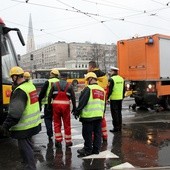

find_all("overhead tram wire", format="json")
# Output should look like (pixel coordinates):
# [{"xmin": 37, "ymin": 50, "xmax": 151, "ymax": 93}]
[
  {"xmin": 80, "ymin": 0, "xmax": 143, "ymax": 13},
  {"xmin": 79, "ymin": 0, "xmax": 170, "ymax": 23},
  {"xmin": 120, "ymin": 19, "xmax": 170, "ymax": 32},
  {"xmin": 55, "ymin": 0, "xmax": 100, "ymax": 22},
  {"xmin": 11, "ymin": 0, "xmax": 170, "ymax": 24},
  {"xmin": 0, "ymin": 2, "xmax": 21, "ymax": 12},
  {"xmin": 11, "ymin": 0, "xmax": 100, "ymax": 18},
  {"xmin": 10, "ymin": 0, "xmax": 120, "ymax": 21},
  {"xmin": 55, "ymin": 0, "xmax": 121, "ymax": 38},
  {"xmin": 10, "ymin": 0, "xmax": 170, "ymax": 39},
  {"xmin": 10, "ymin": 0, "xmax": 108, "ymax": 35},
  {"xmin": 150, "ymin": 0, "xmax": 167, "ymax": 6},
  {"xmin": 4, "ymin": 4, "xmax": 113, "ymax": 41},
  {"xmin": 5, "ymin": 19, "xmax": 66, "ymax": 41}
]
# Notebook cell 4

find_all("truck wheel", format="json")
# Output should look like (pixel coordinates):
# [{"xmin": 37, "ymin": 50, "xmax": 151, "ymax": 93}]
[{"xmin": 164, "ymin": 96, "xmax": 170, "ymax": 110}]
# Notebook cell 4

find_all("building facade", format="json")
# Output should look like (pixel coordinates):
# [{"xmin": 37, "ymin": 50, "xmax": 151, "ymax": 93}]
[{"xmin": 19, "ymin": 41, "xmax": 117, "ymax": 73}]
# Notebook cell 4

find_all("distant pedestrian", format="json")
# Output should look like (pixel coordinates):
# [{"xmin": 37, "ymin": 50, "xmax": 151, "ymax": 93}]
[
  {"xmin": 107, "ymin": 66, "xmax": 125, "ymax": 133},
  {"xmin": 88, "ymin": 60, "xmax": 108, "ymax": 142},
  {"xmin": 48, "ymin": 73, "xmax": 76, "ymax": 148},
  {"xmin": 39, "ymin": 68, "xmax": 60, "ymax": 141},
  {"xmin": 73, "ymin": 72, "xmax": 106, "ymax": 156},
  {"xmin": 0, "ymin": 66, "xmax": 41, "ymax": 170}
]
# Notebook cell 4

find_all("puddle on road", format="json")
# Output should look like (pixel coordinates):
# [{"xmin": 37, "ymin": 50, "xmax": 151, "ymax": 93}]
[{"xmin": 1, "ymin": 121, "xmax": 170, "ymax": 169}]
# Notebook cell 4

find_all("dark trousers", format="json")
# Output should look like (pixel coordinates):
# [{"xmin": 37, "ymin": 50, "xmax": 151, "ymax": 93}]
[
  {"xmin": 110, "ymin": 100, "xmax": 123, "ymax": 130},
  {"xmin": 18, "ymin": 137, "xmax": 36, "ymax": 170},
  {"xmin": 44, "ymin": 104, "xmax": 53, "ymax": 138},
  {"xmin": 82, "ymin": 119, "xmax": 102, "ymax": 153}
]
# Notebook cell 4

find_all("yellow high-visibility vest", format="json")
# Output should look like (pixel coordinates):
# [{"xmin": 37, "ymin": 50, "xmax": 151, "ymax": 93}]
[
  {"xmin": 41, "ymin": 78, "xmax": 59, "ymax": 104},
  {"xmin": 80, "ymin": 84, "xmax": 105, "ymax": 118},
  {"xmin": 109, "ymin": 75, "xmax": 124, "ymax": 100},
  {"xmin": 10, "ymin": 81, "xmax": 41, "ymax": 131}
]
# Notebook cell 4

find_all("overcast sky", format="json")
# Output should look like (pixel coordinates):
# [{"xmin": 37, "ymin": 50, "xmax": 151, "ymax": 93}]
[{"xmin": 1, "ymin": 0, "xmax": 170, "ymax": 55}]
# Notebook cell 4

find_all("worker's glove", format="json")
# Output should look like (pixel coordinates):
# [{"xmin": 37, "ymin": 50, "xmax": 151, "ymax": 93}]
[
  {"xmin": 0, "ymin": 126, "xmax": 10, "ymax": 137},
  {"xmin": 71, "ymin": 107, "xmax": 76, "ymax": 114},
  {"xmin": 74, "ymin": 114, "xmax": 79, "ymax": 120},
  {"xmin": 46, "ymin": 105, "xmax": 52, "ymax": 114},
  {"xmin": 39, "ymin": 103, "xmax": 42, "ymax": 112},
  {"xmin": 106, "ymin": 100, "xmax": 110, "ymax": 105},
  {"xmin": 41, "ymin": 115, "xmax": 45, "ymax": 119},
  {"xmin": 72, "ymin": 110, "xmax": 79, "ymax": 120}
]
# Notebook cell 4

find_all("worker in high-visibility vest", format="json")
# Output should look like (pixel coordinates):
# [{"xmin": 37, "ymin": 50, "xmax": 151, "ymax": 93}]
[
  {"xmin": 24, "ymin": 71, "xmax": 31, "ymax": 81},
  {"xmin": 87, "ymin": 60, "xmax": 108, "ymax": 142},
  {"xmin": 73, "ymin": 72, "xmax": 106, "ymax": 157},
  {"xmin": 0, "ymin": 66, "xmax": 41, "ymax": 170},
  {"xmin": 107, "ymin": 66, "xmax": 125, "ymax": 133},
  {"xmin": 39, "ymin": 68, "xmax": 60, "ymax": 141}
]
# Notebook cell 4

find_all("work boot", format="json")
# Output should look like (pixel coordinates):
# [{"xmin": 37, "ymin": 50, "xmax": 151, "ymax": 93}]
[
  {"xmin": 48, "ymin": 136, "xmax": 53, "ymax": 141},
  {"xmin": 109, "ymin": 129, "xmax": 121, "ymax": 133},
  {"xmin": 77, "ymin": 148, "xmax": 91, "ymax": 156},
  {"xmin": 102, "ymin": 138, "xmax": 107, "ymax": 144},
  {"xmin": 66, "ymin": 142, "xmax": 73, "ymax": 148},
  {"xmin": 92, "ymin": 150, "xmax": 100, "ymax": 154},
  {"xmin": 55, "ymin": 141, "xmax": 62, "ymax": 148}
]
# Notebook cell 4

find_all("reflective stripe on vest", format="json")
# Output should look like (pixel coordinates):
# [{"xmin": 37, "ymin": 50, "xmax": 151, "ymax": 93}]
[
  {"xmin": 110, "ymin": 75, "xmax": 124, "ymax": 100},
  {"xmin": 10, "ymin": 81, "xmax": 41, "ymax": 131},
  {"xmin": 81, "ymin": 84, "xmax": 105, "ymax": 119},
  {"xmin": 41, "ymin": 78, "xmax": 59, "ymax": 104}
]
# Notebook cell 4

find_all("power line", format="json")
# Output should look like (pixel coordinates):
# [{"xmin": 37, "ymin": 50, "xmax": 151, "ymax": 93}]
[
  {"xmin": 121, "ymin": 19, "xmax": 170, "ymax": 32},
  {"xmin": 80, "ymin": 0, "xmax": 143, "ymax": 13},
  {"xmin": 0, "ymin": 2, "xmax": 21, "ymax": 12},
  {"xmin": 7, "ymin": 0, "xmax": 170, "ymax": 41}
]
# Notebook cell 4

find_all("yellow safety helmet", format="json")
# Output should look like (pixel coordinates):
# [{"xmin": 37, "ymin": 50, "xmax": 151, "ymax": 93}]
[
  {"xmin": 85, "ymin": 72, "xmax": 97, "ymax": 80},
  {"xmin": 50, "ymin": 68, "xmax": 60, "ymax": 75},
  {"xmin": 24, "ymin": 72, "xmax": 31, "ymax": 79},
  {"xmin": 9, "ymin": 66, "xmax": 24, "ymax": 77}
]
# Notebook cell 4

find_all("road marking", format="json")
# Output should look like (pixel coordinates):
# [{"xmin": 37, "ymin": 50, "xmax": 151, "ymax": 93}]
[
  {"xmin": 71, "ymin": 143, "xmax": 84, "ymax": 148},
  {"xmin": 71, "ymin": 129, "xmax": 80, "ymax": 133},
  {"xmin": 72, "ymin": 134, "xmax": 83, "ymax": 139},
  {"xmin": 82, "ymin": 150, "xmax": 119, "ymax": 159},
  {"xmin": 110, "ymin": 162, "xmax": 134, "ymax": 169}
]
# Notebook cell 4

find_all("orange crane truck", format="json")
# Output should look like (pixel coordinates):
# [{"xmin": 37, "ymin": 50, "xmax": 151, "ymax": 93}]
[{"xmin": 117, "ymin": 34, "xmax": 170, "ymax": 110}]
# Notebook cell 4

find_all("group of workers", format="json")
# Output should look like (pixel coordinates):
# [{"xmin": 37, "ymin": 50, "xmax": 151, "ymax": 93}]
[
  {"xmin": 0, "ymin": 60, "xmax": 125, "ymax": 169},
  {"xmin": 38, "ymin": 60, "xmax": 125, "ymax": 157}
]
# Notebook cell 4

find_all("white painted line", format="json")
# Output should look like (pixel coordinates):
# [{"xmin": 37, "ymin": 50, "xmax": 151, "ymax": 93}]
[
  {"xmin": 71, "ymin": 129, "xmax": 79, "ymax": 133},
  {"xmin": 72, "ymin": 134, "xmax": 83, "ymax": 139},
  {"xmin": 71, "ymin": 143, "xmax": 84, "ymax": 148},
  {"xmin": 110, "ymin": 162, "xmax": 134, "ymax": 169},
  {"xmin": 82, "ymin": 150, "xmax": 119, "ymax": 159}
]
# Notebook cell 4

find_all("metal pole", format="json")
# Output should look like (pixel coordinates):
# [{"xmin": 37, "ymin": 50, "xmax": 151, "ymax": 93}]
[{"xmin": 0, "ymin": 32, "xmax": 3, "ymax": 118}]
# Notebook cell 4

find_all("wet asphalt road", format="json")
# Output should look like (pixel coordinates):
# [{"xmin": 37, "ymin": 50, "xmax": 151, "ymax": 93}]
[{"xmin": 1, "ymin": 98, "xmax": 170, "ymax": 170}]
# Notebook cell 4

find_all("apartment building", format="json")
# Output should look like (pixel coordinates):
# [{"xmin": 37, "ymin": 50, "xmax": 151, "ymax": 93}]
[{"xmin": 19, "ymin": 41, "xmax": 117, "ymax": 73}]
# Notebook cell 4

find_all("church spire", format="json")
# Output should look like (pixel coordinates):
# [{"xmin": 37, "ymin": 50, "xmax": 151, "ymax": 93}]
[{"xmin": 26, "ymin": 13, "xmax": 35, "ymax": 53}]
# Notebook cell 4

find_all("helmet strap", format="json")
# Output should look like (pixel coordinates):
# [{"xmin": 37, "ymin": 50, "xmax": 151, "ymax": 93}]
[
  {"xmin": 11, "ymin": 75, "xmax": 20, "ymax": 85},
  {"xmin": 88, "ymin": 78, "xmax": 93, "ymax": 84}
]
